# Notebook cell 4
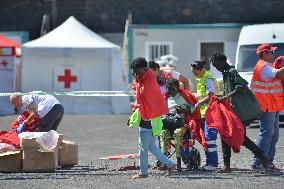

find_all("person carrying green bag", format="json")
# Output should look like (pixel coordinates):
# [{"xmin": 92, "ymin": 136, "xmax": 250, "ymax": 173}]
[{"xmin": 210, "ymin": 53, "xmax": 269, "ymax": 173}]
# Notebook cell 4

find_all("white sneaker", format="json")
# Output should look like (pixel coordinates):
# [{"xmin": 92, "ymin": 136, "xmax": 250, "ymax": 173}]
[{"xmin": 201, "ymin": 165, "xmax": 218, "ymax": 171}]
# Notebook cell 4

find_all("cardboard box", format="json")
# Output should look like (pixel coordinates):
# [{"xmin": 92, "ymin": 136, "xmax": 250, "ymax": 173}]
[
  {"xmin": 21, "ymin": 133, "xmax": 64, "ymax": 150},
  {"xmin": 20, "ymin": 138, "xmax": 41, "ymax": 150},
  {"xmin": 22, "ymin": 148, "xmax": 58, "ymax": 172},
  {"xmin": 58, "ymin": 140, "xmax": 78, "ymax": 166},
  {"xmin": 0, "ymin": 150, "xmax": 22, "ymax": 172},
  {"xmin": 57, "ymin": 134, "xmax": 64, "ymax": 146}
]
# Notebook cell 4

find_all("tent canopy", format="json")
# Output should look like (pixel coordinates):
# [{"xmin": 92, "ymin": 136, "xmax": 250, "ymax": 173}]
[
  {"xmin": 22, "ymin": 16, "xmax": 130, "ymax": 114},
  {"xmin": 0, "ymin": 35, "xmax": 21, "ymax": 56},
  {"xmin": 24, "ymin": 16, "xmax": 118, "ymax": 49},
  {"xmin": 0, "ymin": 34, "xmax": 20, "ymax": 48}
]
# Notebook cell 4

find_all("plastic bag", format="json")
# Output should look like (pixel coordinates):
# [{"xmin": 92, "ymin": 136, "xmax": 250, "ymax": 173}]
[
  {"xmin": 18, "ymin": 132, "xmax": 46, "ymax": 139},
  {"xmin": 0, "ymin": 143, "xmax": 16, "ymax": 152},
  {"xmin": 36, "ymin": 130, "xmax": 59, "ymax": 151},
  {"xmin": 19, "ymin": 130, "xmax": 59, "ymax": 151}
]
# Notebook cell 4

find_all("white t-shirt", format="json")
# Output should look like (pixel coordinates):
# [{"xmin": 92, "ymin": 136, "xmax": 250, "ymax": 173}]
[
  {"xmin": 22, "ymin": 94, "xmax": 60, "ymax": 118},
  {"xmin": 160, "ymin": 70, "xmax": 181, "ymax": 94},
  {"xmin": 260, "ymin": 62, "xmax": 277, "ymax": 81},
  {"xmin": 167, "ymin": 93, "xmax": 191, "ymax": 118}
]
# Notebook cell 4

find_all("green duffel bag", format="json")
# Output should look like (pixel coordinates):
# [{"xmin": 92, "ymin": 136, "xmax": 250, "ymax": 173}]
[{"xmin": 230, "ymin": 86, "xmax": 262, "ymax": 124}]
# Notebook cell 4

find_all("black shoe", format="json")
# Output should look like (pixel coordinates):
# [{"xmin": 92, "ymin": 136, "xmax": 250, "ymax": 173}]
[
  {"xmin": 216, "ymin": 165, "xmax": 231, "ymax": 173},
  {"xmin": 261, "ymin": 157, "xmax": 269, "ymax": 169}
]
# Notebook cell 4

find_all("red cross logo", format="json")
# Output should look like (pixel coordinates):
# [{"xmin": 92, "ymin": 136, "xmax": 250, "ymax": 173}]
[
  {"xmin": 1, "ymin": 60, "xmax": 8, "ymax": 67},
  {"xmin": 57, "ymin": 69, "xmax": 77, "ymax": 89}
]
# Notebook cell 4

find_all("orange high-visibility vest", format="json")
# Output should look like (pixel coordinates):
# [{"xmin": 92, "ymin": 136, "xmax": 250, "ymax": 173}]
[{"xmin": 250, "ymin": 60, "xmax": 284, "ymax": 112}]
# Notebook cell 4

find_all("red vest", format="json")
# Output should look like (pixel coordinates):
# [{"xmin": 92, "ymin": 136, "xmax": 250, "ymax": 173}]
[{"xmin": 251, "ymin": 60, "xmax": 284, "ymax": 112}]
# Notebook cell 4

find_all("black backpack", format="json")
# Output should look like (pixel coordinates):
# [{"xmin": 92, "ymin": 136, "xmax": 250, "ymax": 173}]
[{"xmin": 162, "ymin": 113, "xmax": 185, "ymax": 132}]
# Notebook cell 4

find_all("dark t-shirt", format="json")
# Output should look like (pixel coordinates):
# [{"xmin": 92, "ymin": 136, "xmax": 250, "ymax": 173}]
[
  {"xmin": 223, "ymin": 67, "xmax": 248, "ymax": 95},
  {"xmin": 223, "ymin": 67, "xmax": 260, "ymax": 122}
]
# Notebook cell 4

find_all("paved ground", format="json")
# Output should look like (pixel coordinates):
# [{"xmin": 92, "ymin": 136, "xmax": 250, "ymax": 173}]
[{"xmin": 0, "ymin": 114, "xmax": 284, "ymax": 189}]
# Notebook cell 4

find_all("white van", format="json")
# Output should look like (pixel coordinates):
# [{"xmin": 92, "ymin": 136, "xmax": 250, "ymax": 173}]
[{"xmin": 235, "ymin": 23, "xmax": 284, "ymax": 124}]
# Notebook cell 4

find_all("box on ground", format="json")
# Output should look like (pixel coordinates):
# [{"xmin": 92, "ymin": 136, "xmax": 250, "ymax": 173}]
[
  {"xmin": 22, "ymin": 148, "xmax": 58, "ymax": 172},
  {"xmin": 0, "ymin": 150, "xmax": 22, "ymax": 172},
  {"xmin": 21, "ymin": 133, "xmax": 64, "ymax": 150},
  {"xmin": 20, "ymin": 138, "xmax": 41, "ymax": 150},
  {"xmin": 57, "ymin": 134, "xmax": 64, "ymax": 146},
  {"xmin": 58, "ymin": 140, "xmax": 78, "ymax": 167}
]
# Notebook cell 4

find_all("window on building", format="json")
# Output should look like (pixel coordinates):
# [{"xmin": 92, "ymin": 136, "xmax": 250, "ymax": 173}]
[
  {"xmin": 146, "ymin": 42, "xmax": 172, "ymax": 61},
  {"xmin": 200, "ymin": 42, "xmax": 224, "ymax": 70}
]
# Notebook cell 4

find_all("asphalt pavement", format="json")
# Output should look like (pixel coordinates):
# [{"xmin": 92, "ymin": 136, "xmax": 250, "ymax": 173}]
[{"xmin": 0, "ymin": 114, "xmax": 283, "ymax": 189}]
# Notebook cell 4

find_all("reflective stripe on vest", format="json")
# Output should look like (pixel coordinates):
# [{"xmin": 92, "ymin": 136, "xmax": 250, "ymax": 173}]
[
  {"xmin": 250, "ymin": 88, "xmax": 283, "ymax": 93},
  {"xmin": 251, "ymin": 81, "xmax": 282, "ymax": 87},
  {"xmin": 251, "ymin": 60, "xmax": 284, "ymax": 112},
  {"xmin": 207, "ymin": 147, "xmax": 217, "ymax": 152}
]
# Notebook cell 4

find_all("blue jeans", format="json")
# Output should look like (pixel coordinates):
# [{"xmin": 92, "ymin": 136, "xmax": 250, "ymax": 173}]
[
  {"xmin": 139, "ymin": 129, "xmax": 174, "ymax": 175},
  {"xmin": 253, "ymin": 111, "xmax": 279, "ymax": 165},
  {"xmin": 202, "ymin": 118, "xmax": 218, "ymax": 167}
]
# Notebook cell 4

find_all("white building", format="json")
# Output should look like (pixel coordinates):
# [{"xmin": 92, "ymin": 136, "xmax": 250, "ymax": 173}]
[{"xmin": 127, "ymin": 23, "xmax": 244, "ymax": 90}]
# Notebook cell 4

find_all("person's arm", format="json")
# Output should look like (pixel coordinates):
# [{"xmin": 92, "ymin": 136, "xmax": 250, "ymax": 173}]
[
  {"xmin": 178, "ymin": 74, "xmax": 193, "ymax": 92},
  {"xmin": 24, "ymin": 104, "xmax": 39, "ymax": 125},
  {"xmin": 223, "ymin": 86, "xmax": 242, "ymax": 99},
  {"xmin": 275, "ymin": 67, "xmax": 284, "ymax": 79},
  {"xmin": 222, "ymin": 69, "xmax": 248, "ymax": 99},
  {"xmin": 196, "ymin": 92, "xmax": 214, "ymax": 107}
]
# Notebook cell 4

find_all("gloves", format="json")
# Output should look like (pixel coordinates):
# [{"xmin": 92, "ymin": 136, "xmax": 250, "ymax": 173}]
[{"xmin": 16, "ymin": 122, "xmax": 26, "ymax": 134}]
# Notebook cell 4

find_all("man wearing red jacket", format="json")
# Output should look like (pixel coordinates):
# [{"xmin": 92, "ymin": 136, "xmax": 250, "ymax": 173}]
[{"xmin": 130, "ymin": 57, "xmax": 176, "ymax": 179}]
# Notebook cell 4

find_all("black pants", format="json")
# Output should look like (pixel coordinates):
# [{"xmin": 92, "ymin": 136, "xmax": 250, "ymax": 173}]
[
  {"xmin": 221, "ymin": 121, "xmax": 266, "ymax": 167},
  {"xmin": 37, "ymin": 104, "xmax": 64, "ymax": 132}
]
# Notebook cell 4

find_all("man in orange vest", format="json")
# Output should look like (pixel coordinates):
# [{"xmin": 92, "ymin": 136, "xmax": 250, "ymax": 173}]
[{"xmin": 251, "ymin": 43, "xmax": 284, "ymax": 172}]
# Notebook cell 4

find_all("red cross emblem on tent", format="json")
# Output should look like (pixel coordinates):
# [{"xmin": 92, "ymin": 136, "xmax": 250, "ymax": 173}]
[
  {"xmin": 1, "ymin": 59, "xmax": 8, "ymax": 67},
  {"xmin": 57, "ymin": 69, "xmax": 77, "ymax": 89}
]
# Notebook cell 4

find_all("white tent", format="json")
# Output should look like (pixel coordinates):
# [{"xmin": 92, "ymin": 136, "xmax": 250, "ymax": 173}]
[{"xmin": 22, "ymin": 16, "xmax": 130, "ymax": 114}]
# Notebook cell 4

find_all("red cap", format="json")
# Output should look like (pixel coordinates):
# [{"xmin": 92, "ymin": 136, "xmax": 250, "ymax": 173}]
[{"xmin": 256, "ymin": 43, "xmax": 277, "ymax": 54}]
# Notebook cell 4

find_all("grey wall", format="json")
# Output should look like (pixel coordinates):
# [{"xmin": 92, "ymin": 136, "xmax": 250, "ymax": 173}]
[{"xmin": 0, "ymin": 0, "xmax": 284, "ymax": 39}]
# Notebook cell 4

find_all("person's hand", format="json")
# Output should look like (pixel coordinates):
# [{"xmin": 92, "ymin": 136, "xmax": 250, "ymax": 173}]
[
  {"xmin": 16, "ymin": 122, "xmax": 26, "ymax": 134},
  {"xmin": 218, "ymin": 95, "xmax": 229, "ymax": 101},
  {"xmin": 190, "ymin": 102, "xmax": 200, "ymax": 114}
]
